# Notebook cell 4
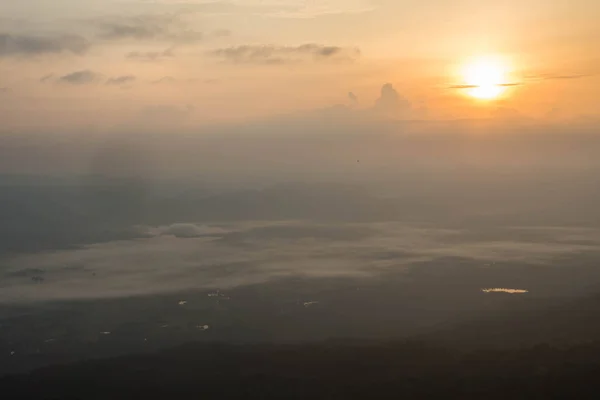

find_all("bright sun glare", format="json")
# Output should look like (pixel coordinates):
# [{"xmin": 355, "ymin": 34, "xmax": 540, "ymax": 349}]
[{"xmin": 461, "ymin": 56, "xmax": 509, "ymax": 100}]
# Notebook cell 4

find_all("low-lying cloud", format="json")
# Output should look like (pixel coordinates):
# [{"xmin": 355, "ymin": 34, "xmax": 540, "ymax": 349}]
[
  {"xmin": 126, "ymin": 48, "xmax": 174, "ymax": 62},
  {"xmin": 209, "ymin": 43, "xmax": 360, "ymax": 64},
  {"xmin": 160, "ymin": 223, "xmax": 227, "ymax": 238},
  {"xmin": 3, "ymin": 221, "xmax": 600, "ymax": 303},
  {"xmin": 373, "ymin": 83, "xmax": 411, "ymax": 115},
  {"xmin": 106, "ymin": 75, "xmax": 136, "ymax": 86},
  {"xmin": 448, "ymin": 83, "xmax": 522, "ymax": 89},
  {"xmin": 47, "ymin": 71, "xmax": 137, "ymax": 86},
  {"xmin": 0, "ymin": 33, "xmax": 90, "ymax": 57},
  {"xmin": 149, "ymin": 0, "xmax": 375, "ymax": 19},
  {"xmin": 95, "ymin": 15, "xmax": 203, "ymax": 44},
  {"xmin": 58, "ymin": 70, "xmax": 100, "ymax": 85},
  {"xmin": 526, "ymin": 73, "xmax": 592, "ymax": 81}
]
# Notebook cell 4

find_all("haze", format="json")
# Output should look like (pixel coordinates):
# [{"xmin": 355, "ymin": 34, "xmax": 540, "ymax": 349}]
[{"xmin": 2, "ymin": 0, "xmax": 600, "ymax": 383}]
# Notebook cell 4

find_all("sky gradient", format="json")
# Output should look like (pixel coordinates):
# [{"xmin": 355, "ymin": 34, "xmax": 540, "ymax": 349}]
[
  {"xmin": 4, "ymin": 3, "xmax": 600, "ymax": 379},
  {"xmin": 1, "ymin": 0, "xmax": 599, "ymax": 133}
]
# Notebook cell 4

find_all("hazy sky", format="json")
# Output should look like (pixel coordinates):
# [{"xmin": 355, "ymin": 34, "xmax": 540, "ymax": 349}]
[
  {"xmin": 1, "ymin": 0, "xmax": 599, "ymax": 133},
  {"xmin": 4, "ymin": 4, "xmax": 600, "ymax": 367}
]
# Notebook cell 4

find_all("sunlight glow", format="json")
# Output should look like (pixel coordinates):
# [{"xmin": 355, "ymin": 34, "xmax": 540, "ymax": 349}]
[{"xmin": 461, "ymin": 56, "xmax": 510, "ymax": 100}]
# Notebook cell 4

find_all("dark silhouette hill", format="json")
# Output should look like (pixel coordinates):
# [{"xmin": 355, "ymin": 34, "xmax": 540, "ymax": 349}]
[
  {"xmin": 6, "ymin": 291, "xmax": 600, "ymax": 399},
  {"xmin": 420, "ymin": 292, "xmax": 600, "ymax": 349},
  {"xmin": 3, "ymin": 339, "xmax": 600, "ymax": 399}
]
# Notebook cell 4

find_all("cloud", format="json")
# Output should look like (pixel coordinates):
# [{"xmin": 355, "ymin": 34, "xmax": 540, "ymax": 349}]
[
  {"xmin": 40, "ymin": 74, "xmax": 55, "ymax": 83},
  {"xmin": 126, "ymin": 48, "xmax": 175, "ymax": 62},
  {"xmin": 448, "ymin": 83, "xmax": 522, "ymax": 89},
  {"xmin": 152, "ymin": 76, "xmax": 178, "ymax": 84},
  {"xmin": 348, "ymin": 92, "xmax": 358, "ymax": 105},
  {"xmin": 152, "ymin": 0, "xmax": 375, "ymax": 19},
  {"xmin": 262, "ymin": 0, "xmax": 375, "ymax": 18},
  {"xmin": 546, "ymin": 74, "xmax": 589, "ymax": 80},
  {"xmin": 58, "ymin": 70, "xmax": 100, "ymax": 85},
  {"xmin": 3, "ymin": 221, "xmax": 600, "ymax": 303},
  {"xmin": 160, "ymin": 223, "xmax": 227, "ymax": 238},
  {"xmin": 0, "ymin": 33, "xmax": 90, "ymax": 57},
  {"xmin": 526, "ymin": 73, "xmax": 591, "ymax": 81},
  {"xmin": 48, "ymin": 71, "xmax": 135, "ymax": 86},
  {"xmin": 373, "ymin": 83, "xmax": 411, "ymax": 115},
  {"xmin": 95, "ymin": 15, "xmax": 203, "ymax": 43},
  {"xmin": 219, "ymin": 223, "xmax": 375, "ymax": 244},
  {"xmin": 444, "ymin": 72, "xmax": 592, "ymax": 91},
  {"xmin": 0, "ymin": 87, "xmax": 9, "ymax": 94},
  {"xmin": 106, "ymin": 75, "xmax": 136, "ymax": 86},
  {"xmin": 209, "ymin": 43, "xmax": 360, "ymax": 64},
  {"xmin": 97, "ymin": 15, "xmax": 171, "ymax": 40}
]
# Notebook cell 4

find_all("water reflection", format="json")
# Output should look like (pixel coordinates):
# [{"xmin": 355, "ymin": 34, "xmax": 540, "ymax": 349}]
[{"xmin": 482, "ymin": 288, "xmax": 528, "ymax": 294}]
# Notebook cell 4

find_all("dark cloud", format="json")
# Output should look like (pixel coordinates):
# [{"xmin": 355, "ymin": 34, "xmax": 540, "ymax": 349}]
[
  {"xmin": 0, "ymin": 87, "xmax": 9, "ymax": 94},
  {"xmin": 106, "ymin": 75, "xmax": 136, "ymax": 86},
  {"xmin": 0, "ymin": 33, "xmax": 89, "ymax": 57},
  {"xmin": 348, "ymin": 91, "xmax": 358, "ymax": 105},
  {"xmin": 449, "ymin": 73, "xmax": 590, "ymax": 89},
  {"xmin": 96, "ymin": 15, "xmax": 202, "ymax": 43},
  {"xmin": 209, "ymin": 43, "xmax": 360, "ymax": 64},
  {"xmin": 373, "ymin": 83, "xmax": 411, "ymax": 114},
  {"xmin": 100, "ymin": 24, "xmax": 157, "ymax": 40},
  {"xmin": 97, "ymin": 16, "xmax": 170, "ymax": 40},
  {"xmin": 126, "ymin": 48, "xmax": 174, "ymax": 62},
  {"xmin": 447, "ymin": 73, "xmax": 592, "ymax": 90},
  {"xmin": 527, "ymin": 73, "xmax": 591, "ymax": 81},
  {"xmin": 40, "ymin": 74, "xmax": 55, "ymax": 83},
  {"xmin": 58, "ymin": 70, "xmax": 100, "ymax": 85}
]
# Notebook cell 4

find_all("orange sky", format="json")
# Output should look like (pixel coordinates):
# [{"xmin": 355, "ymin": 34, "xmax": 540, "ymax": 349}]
[{"xmin": 0, "ymin": 0, "xmax": 599, "ymax": 132}]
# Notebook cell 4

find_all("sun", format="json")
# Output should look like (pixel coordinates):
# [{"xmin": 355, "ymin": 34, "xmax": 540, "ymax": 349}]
[{"xmin": 460, "ymin": 56, "xmax": 510, "ymax": 100}]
